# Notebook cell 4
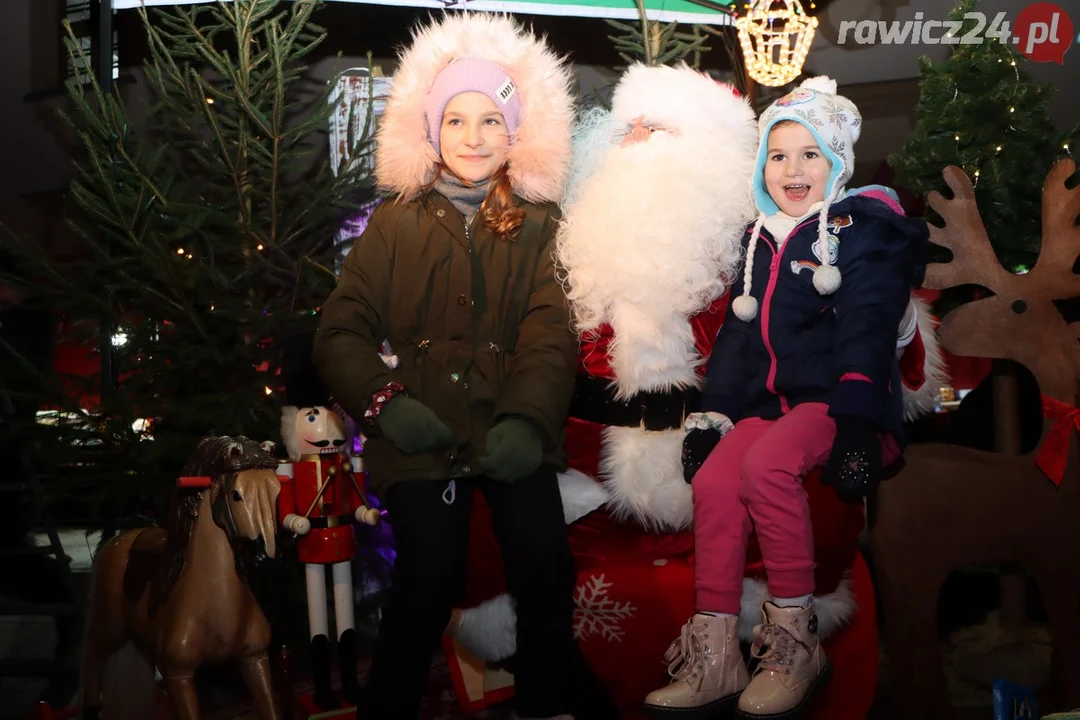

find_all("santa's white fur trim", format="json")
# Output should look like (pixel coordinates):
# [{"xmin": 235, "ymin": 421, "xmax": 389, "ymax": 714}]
[
  {"xmin": 374, "ymin": 13, "xmax": 574, "ymax": 203},
  {"xmin": 599, "ymin": 426, "xmax": 693, "ymax": 532},
  {"xmin": 280, "ymin": 406, "xmax": 302, "ymax": 462},
  {"xmin": 737, "ymin": 575, "xmax": 855, "ymax": 643},
  {"xmin": 558, "ymin": 468, "xmax": 610, "ymax": 524},
  {"xmin": 451, "ymin": 575, "xmax": 857, "ymax": 663},
  {"xmin": 902, "ymin": 294, "xmax": 949, "ymax": 421}
]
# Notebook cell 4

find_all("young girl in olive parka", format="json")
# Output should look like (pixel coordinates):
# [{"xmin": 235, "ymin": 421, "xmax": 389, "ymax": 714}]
[{"xmin": 313, "ymin": 13, "xmax": 616, "ymax": 720}]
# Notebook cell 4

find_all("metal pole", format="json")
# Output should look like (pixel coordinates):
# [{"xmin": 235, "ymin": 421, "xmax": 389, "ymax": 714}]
[{"xmin": 96, "ymin": 0, "xmax": 114, "ymax": 401}]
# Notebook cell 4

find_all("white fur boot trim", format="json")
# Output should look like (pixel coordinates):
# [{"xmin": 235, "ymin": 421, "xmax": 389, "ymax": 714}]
[{"xmin": 453, "ymin": 593, "xmax": 518, "ymax": 662}]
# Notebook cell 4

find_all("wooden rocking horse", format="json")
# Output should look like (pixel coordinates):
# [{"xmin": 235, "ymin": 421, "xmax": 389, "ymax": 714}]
[
  {"xmin": 80, "ymin": 435, "xmax": 283, "ymax": 719},
  {"xmin": 871, "ymin": 159, "xmax": 1080, "ymax": 718}
]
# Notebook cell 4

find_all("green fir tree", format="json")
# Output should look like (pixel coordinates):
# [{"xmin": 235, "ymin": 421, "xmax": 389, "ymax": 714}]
[
  {"xmin": 1, "ymin": 0, "xmax": 372, "ymax": 527},
  {"xmin": 889, "ymin": 0, "xmax": 1079, "ymax": 275},
  {"xmin": 606, "ymin": 5, "xmax": 712, "ymax": 70}
]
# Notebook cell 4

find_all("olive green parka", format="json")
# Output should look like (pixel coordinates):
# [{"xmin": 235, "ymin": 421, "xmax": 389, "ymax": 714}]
[{"xmin": 313, "ymin": 191, "xmax": 576, "ymax": 496}]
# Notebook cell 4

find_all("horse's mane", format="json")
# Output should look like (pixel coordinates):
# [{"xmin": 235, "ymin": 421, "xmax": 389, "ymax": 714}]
[{"xmin": 151, "ymin": 435, "xmax": 278, "ymax": 613}]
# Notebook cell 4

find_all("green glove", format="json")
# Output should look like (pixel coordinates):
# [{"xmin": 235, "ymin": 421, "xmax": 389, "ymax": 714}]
[
  {"xmin": 375, "ymin": 395, "xmax": 456, "ymax": 455},
  {"xmin": 478, "ymin": 418, "xmax": 544, "ymax": 482}
]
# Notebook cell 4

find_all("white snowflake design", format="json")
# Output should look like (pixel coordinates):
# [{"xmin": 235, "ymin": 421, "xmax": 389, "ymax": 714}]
[{"xmin": 573, "ymin": 574, "xmax": 637, "ymax": 643}]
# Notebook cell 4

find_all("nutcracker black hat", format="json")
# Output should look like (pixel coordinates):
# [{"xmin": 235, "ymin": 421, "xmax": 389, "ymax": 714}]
[{"xmin": 280, "ymin": 331, "xmax": 331, "ymax": 409}]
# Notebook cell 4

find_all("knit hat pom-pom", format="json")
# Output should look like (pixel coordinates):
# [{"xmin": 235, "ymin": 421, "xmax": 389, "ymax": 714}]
[
  {"xmin": 732, "ymin": 294, "xmax": 759, "ymax": 322},
  {"xmin": 800, "ymin": 76, "xmax": 837, "ymax": 95},
  {"xmin": 813, "ymin": 264, "xmax": 842, "ymax": 295}
]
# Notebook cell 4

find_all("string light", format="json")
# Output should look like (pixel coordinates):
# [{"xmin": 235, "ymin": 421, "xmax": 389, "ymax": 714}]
[
  {"xmin": 176, "ymin": 247, "xmax": 184, "ymax": 255},
  {"xmin": 995, "ymin": 145, "xmax": 1002, "ymax": 152},
  {"xmin": 256, "ymin": 244, "xmax": 264, "ymax": 251},
  {"xmin": 264, "ymin": 386, "xmax": 273, "ymax": 395},
  {"xmin": 735, "ymin": 0, "xmax": 818, "ymax": 87},
  {"xmin": 1009, "ymin": 107, "xmax": 1015, "ymax": 113}
]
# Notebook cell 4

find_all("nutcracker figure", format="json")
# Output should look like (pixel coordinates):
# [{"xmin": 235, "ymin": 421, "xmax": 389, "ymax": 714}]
[{"xmin": 278, "ymin": 344, "xmax": 381, "ymax": 711}]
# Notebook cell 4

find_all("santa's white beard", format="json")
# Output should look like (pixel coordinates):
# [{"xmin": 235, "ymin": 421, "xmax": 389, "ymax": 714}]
[{"xmin": 557, "ymin": 134, "xmax": 752, "ymax": 397}]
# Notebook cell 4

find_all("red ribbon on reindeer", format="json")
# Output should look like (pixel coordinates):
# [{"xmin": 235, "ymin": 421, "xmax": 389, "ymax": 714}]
[{"xmin": 1035, "ymin": 395, "xmax": 1080, "ymax": 487}]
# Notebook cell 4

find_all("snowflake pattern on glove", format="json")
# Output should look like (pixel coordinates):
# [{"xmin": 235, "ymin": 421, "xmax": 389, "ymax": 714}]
[{"xmin": 573, "ymin": 574, "xmax": 637, "ymax": 643}]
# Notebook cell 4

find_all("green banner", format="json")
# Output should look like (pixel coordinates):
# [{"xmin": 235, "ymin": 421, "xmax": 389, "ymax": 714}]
[{"xmin": 112, "ymin": 0, "xmax": 735, "ymax": 25}]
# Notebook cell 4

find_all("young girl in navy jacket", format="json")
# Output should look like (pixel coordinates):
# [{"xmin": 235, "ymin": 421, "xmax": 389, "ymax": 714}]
[{"xmin": 644, "ymin": 77, "xmax": 927, "ymax": 719}]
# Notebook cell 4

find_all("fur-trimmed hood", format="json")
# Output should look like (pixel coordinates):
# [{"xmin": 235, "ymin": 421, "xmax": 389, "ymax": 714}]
[{"xmin": 375, "ymin": 12, "xmax": 575, "ymax": 203}]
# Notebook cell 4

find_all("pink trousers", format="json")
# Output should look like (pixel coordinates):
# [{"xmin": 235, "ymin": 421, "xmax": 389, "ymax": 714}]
[{"xmin": 693, "ymin": 402, "xmax": 836, "ymax": 614}]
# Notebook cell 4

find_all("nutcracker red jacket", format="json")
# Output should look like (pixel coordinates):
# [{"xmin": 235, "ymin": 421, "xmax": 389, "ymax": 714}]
[{"xmin": 701, "ymin": 190, "xmax": 929, "ymax": 444}]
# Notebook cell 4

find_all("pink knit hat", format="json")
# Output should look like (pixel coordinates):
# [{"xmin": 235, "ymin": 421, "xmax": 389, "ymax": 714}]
[{"xmin": 425, "ymin": 56, "xmax": 522, "ymax": 156}]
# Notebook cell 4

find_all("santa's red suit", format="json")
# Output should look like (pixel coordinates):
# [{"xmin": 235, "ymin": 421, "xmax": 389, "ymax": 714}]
[{"xmin": 447, "ymin": 65, "xmax": 945, "ymax": 718}]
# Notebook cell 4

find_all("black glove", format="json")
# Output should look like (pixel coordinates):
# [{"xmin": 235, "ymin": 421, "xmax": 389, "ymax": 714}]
[
  {"xmin": 682, "ymin": 428, "xmax": 723, "ymax": 483},
  {"xmin": 821, "ymin": 416, "xmax": 882, "ymax": 502}
]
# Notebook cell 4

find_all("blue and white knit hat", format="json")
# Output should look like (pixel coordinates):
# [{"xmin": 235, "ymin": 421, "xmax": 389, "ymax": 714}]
[{"xmin": 732, "ymin": 76, "xmax": 863, "ymax": 322}]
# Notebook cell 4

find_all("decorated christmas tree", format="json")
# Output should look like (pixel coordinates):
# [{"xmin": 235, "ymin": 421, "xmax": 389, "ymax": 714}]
[
  {"xmin": 1, "ymin": 0, "xmax": 372, "ymax": 527},
  {"xmin": 889, "ymin": 0, "xmax": 1078, "ymax": 274}
]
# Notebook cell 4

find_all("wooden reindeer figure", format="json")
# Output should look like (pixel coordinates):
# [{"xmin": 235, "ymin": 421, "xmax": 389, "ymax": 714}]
[
  {"xmin": 80, "ymin": 436, "xmax": 283, "ymax": 720},
  {"xmin": 870, "ymin": 158, "xmax": 1080, "ymax": 718}
]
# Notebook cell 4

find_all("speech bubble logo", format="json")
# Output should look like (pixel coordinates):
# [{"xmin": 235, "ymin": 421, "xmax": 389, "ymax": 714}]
[{"xmin": 1014, "ymin": 2, "xmax": 1074, "ymax": 64}]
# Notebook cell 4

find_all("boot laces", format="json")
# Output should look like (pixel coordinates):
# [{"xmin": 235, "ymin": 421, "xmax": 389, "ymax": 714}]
[
  {"xmin": 750, "ymin": 620, "xmax": 810, "ymax": 675},
  {"xmin": 662, "ymin": 619, "xmax": 709, "ymax": 688}
]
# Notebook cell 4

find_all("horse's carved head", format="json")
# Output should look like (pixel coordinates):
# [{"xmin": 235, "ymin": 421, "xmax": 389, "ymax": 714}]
[{"xmin": 179, "ymin": 436, "xmax": 282, "ymax": 566}]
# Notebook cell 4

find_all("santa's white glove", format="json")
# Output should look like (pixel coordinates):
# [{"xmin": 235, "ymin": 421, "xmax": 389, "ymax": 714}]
[
  {"xmin": 682, "ymin": 412, "xmax": 733, "ymax": 484},
  {"xmin": 683, "ymin": 411, "xmax": 734, "ymax": 435}
]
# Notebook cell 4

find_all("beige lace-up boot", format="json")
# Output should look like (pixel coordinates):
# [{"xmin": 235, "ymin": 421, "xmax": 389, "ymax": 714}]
[
  {"xmin": 735, "ymin": 600, "xmax": 831, "ymax": 719},
  {"xmin": 642, "ymin": 612, "xmax": 749, "ymax": 719}
]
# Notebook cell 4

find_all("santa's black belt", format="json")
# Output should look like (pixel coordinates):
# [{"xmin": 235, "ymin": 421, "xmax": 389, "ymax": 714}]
[{"xmin": 569, "ymin": 374, "xmax": 700, "ymax": 432}]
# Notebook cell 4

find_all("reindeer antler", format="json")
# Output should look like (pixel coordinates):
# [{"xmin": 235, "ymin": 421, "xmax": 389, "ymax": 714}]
[
  {"xmin": 1025, "ymin": 158, "xmax": 1080, "ymax": 300},
  {"xmin": 923, "ymin": 166, "xmax": 1016, "ymax": 293}
]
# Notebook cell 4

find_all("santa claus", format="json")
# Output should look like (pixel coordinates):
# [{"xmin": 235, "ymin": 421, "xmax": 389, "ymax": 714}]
[{"xmin": 448, "ymin": 64, "xmax": 944, "ymax": 715}]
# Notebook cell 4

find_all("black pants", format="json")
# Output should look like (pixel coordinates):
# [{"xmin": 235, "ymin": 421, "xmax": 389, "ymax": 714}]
[{"xmin": 362, "ymin": 465, "xmax": 615, "ymax": 719}]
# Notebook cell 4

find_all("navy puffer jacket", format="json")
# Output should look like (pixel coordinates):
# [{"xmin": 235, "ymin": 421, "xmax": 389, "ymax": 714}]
[{"xmin": 701, "ymin": 191, "xmax": 928, "ymax": 445}]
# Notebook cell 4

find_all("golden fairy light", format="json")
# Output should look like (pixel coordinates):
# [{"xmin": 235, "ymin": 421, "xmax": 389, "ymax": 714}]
[{"xmin": 735, "ymin": 0, "xmax": 818, "ymax": 87}]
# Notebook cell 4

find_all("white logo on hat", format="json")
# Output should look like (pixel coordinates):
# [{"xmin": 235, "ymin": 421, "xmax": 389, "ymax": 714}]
[{"xmin": 496, "ymin": 77, "xmax": 516, "ymax": 104}]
